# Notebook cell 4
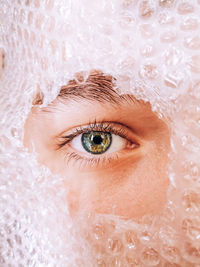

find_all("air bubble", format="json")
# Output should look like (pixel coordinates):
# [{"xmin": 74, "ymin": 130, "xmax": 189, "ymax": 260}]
[
  {"xmin": 189, "ymin": 55, "xmax": 200, "ymax": 73},
  {"xmin": 182, "ymin": 161, "xmax": 200, "ymax": 183},
  {"xmin": 182, "ymin": 189, "xmax": 200, "ymax": 214},
  {"xmin": 159, "ymin": 0, "xmax": 175, "ymax": 8},
  {"xmin": 122, "ymin": 0, "xmax": 134, "ymax": 8},
  {"xmin": 106, "ymin": 238, "xmax": 124, "ymax": 255},
  {"xmin": 35, "ymin": 13, "xmax": 44, "ymax": 30},
  {"xmin": 141, "ymin": 247, "xmax": 160, "ymax": 266},
  {"xmin": 97, "ymin": 258, "xmax": 106, "ymax": 267},
  {"xmin": 28, "ymin": 11, "xmax": 33, "ymax": 25},
  {"xmin": 190, "ymin": 81, "xmax": 200, "ymax": 99},
  {"xmin": 45, "ymin": 0, "xmax": 54, "ymax": 10},
  {"xmin": 92, "ymin": 223, "xmax": 106, "ymax": 241},
  {"xmin": 19, "ymin": 9, "xmax": 26, "ymax": 24},
  {"xmin": 0, "ymin": 48, "xmax": 5, "ymax": 76},
  {"xmin": 164, "ymin": 47, "xmax": 183, "ymax": 66},
  {"xmin": 24, "ymin": 29, "xmax": 29, "ymax": 41},
  {"xmin": 117, "ymin": 57, "xmax": 135, "ymax": 72},
  {"xmin": 163, "ymin": 263, "xmax": 181, "ymax": 267},
  {"xmin": 184, "ymin": 36, "xmax": 200, "ymax": 50},
  {"xmin": 124, "ymin": 230, "xmax": 138, "ymax": 250},
  {"xmin": 177, "ymin": 2, "xmax": 194, "ymax": 15},
  {"xmin": 162, "ymin": 202, "xmax": 176, "ymax": 222},
  {"xmin": 45, "ymin": 16, "xmax": 55, "ymax": 33},
  {"xmin": 180, "ymin": 17, "xmax": 199, "ymax": 31},
  {"xmin": 182, "ymin": 242, "xmax": 200, "ymax": 263},
  {"xmin": 159, "ymin": 226, "xmax": 177, "ymax": 245},
  {"xmin": 139, "ymin": 63, "xmax": 159, "ymax": 80},
  {"xmin": 30, "ymin": 31, "xmax": 36, "ymax": 44},
  {"xmin": 140, "ymin": 230, "xmax": 152, "ymax": 243},
  {"xmin": 49, "ymin": 39, "xmax": 58, "ymax": 55},
  {"xmin": 160, "ymin": 30, "xmax": 177, "ymax": 42},
  {"xmin": 140, "ymin": 23, "xmax": 155, "ymax": 37},
  {"xmin": 34, "ymin": 0, "xmax": 40, "ymax": 8},
  {"xmin": 164, "ymin": 71, "xmax": 184, "ymax": 88},
  {"xmin": 125, "ymin": 254, "xmax": 142, "ymax": 266},
  {"xmin": 139, "ymin": 0, "xmax": 155, "ymax": 18},
  {"xmin": 158, "ymin": 11, "xmax": 175, "ymax": 25},
  {"xmin": 182, "ymin": 217, "xmax": 200, "ymax": 241},
  {"xmin": 161, "ymin": 244, "xmax": 181, "ymax": 263},
  {"xmin": 109, "ymin": 257, "xmax": 125, "ymax": 266},
  {"xmin": 140, "ymin": 44, "xmax": 154, "ymax": 57}
]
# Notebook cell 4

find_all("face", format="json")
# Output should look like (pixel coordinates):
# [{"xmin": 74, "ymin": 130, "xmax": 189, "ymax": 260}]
[{"xmin": 24, "ymin": 72, "xmax": 170, "ymax": 220}]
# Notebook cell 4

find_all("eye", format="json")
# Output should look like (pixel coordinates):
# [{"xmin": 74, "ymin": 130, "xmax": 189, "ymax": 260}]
[{"xmin": 71, "ymin": 131, "xmax": 127, "ymax": 155}]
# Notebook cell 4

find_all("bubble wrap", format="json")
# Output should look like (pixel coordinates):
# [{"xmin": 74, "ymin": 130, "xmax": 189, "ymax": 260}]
[{"xmin": 0, "ymin": 0, "xmax": 200, "ymax": 266}]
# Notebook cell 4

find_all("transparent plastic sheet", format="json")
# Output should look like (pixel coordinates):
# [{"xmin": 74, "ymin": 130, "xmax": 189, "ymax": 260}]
[{"xmin": 0, "ymin": 0, "xmax": 200, "ymax": 266}]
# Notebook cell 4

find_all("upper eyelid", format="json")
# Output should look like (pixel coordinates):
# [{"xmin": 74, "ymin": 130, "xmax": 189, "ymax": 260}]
[{"xmin": 58, "ymin": 120, "xmax": 134, "ymax": 137}]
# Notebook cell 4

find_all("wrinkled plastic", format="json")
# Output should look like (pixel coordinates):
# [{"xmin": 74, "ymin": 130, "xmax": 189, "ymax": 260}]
[{"xmin": 0, "ymin": 0, "xmax": 200, "ymax": 266}]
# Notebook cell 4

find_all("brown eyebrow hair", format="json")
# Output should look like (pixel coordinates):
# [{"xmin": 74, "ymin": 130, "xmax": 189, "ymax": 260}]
[
  {"xmin": 33, "ymin": 70, "xmax": 137, "ymax": 106},
  {"xmin": 58, "ymin": 70, "xmax": 123, "ymax": 104}
]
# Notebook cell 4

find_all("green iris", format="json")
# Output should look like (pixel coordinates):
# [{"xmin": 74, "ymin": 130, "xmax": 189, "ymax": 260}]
[{"xmin": 81, "ymin": 131, "xmax": 112, "ymax": 154}]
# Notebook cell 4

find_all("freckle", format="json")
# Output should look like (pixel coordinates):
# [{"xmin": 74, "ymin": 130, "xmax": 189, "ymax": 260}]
[{"xmin": 184, "ymin": 36, "xmax": 200, "ymax": 50}]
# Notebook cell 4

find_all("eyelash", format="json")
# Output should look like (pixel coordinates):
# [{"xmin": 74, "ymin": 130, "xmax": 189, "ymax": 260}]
[{"xmin": 57, "ymin": 120, "xmax": 138, "ymax": 168}]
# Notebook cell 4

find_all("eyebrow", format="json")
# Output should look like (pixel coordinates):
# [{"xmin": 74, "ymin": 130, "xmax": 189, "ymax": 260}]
[
  {"xmin": 33, "ymin": 71, "xmax": 139, "ymax": 108},
  {"xmin": 57, "ymin": 71, "xmax": 137, "ymax": 106}
]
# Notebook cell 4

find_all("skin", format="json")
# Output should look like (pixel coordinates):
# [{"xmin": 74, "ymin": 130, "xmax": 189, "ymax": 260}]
[{"xmin": 24, "ymin": 89, "xmax": 170, "ymax": 220}]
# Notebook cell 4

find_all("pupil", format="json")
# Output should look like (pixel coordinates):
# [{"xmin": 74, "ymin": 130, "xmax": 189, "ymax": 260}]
[{"xmin": 93, "ymin": 135, "xmax": 102, "ymax": 145}]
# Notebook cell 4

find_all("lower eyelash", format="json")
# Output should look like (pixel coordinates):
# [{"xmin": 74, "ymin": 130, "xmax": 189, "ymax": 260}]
[{"xmin": 64, "ymin": 151, "xmax": 120, "ymax": 169}]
